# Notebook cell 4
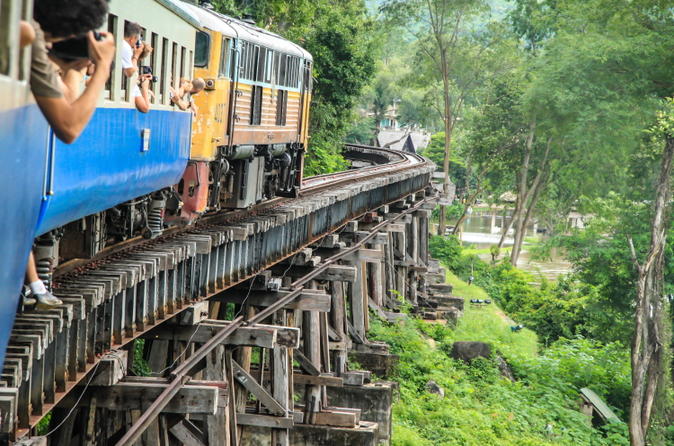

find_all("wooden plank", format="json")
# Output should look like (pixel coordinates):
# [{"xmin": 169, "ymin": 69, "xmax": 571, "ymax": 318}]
[
  {"xmin": 150, "ymin": 322, "xmax": 299, "ymax": 349},
  {"xmin": 212, "ymin": 290, "xmax": 331, "ymax": 312},
  {"xmin": 293, "ymin": 350, "xmax": 320, "ymax": 376},
  {"xmin": 308, "ymin": 410, "xmax": 358, "ymax": 428},
  {"xmin": 236, "ymin": 413, "xmax": 293, "ymax": 429},
  {"xmin": 269, "ymin": 264, "xmax": 357, "ymax": 282},
  {"xmin": 293, "ymin": 374, "xmax": 343, "ymax": 387},
  {"xmin": 231, "ymin": 361, "xmax": 285, "ymax": 416},
  {"xmin": 169, "ymin": 419, "xmax": 206, "ymax": 446},
  {"xmin": 66, "ymin": 382, "xmax": 218, "ymax": 414}
]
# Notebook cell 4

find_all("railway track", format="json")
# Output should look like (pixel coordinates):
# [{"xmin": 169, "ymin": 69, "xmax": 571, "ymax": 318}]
[{"xmin": 2, "ymin": 144, "xmax": 435, "ymax": 443}]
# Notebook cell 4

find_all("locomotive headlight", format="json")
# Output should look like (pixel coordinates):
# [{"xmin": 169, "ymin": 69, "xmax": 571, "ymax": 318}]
[{"xmin": 205, "ymin": 78, "xmax": 216, "ymax": 90}]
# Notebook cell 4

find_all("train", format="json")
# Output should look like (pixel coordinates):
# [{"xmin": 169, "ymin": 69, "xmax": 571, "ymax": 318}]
[{"xmin": 0, "ymin": 0, "xmax": 313, "ymax": 366}]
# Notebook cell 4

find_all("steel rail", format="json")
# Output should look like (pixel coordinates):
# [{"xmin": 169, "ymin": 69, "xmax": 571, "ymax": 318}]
[{"xmin": 116, "ymin": 196, "xmax": 429, "ymax": 445}]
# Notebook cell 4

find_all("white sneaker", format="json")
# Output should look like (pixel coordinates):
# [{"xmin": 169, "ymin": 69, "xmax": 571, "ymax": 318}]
[{"xmin": 35, "ymin": 291, "xmax": 63, "ymax": 308}]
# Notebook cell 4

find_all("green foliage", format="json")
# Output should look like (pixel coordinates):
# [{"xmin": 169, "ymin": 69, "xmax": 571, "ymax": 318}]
[
  {"xmin": 369, "ymin": 277, "xmax": 630, "ymax": 445},
  {"xmin": 429, "ymin": 235, "xmax": 632, "ymax": 415}
]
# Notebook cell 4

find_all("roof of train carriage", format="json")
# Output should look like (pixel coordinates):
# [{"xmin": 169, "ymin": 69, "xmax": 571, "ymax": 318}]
[
  {"xmin": 154, "ymin": 0, "xmax": 202, "ymax": 28},
  {"xmin": 173, "ymin": 1, "xmax": 312, "ymax": 62}
]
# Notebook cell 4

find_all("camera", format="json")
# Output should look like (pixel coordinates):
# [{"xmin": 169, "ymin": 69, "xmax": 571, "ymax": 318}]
[
  {"xmin": 140, "ymin": 66, "xmax": 158, "ymax": 83},
  {"xmin": 49, "ymin": 31, "xmax": 103, "ymax": 62}
]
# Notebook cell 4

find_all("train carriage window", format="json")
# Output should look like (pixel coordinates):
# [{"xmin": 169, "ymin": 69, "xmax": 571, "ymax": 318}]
[
  {"xmin": 251, "ymin": 85, "xmax": 262, "ymax": 125},
  {"xmin": 104, "ymin": 14, "xmax": 117, "ymax": 99},
  {"xmin": 194, "ymin": 31, "xmax": 209, "ymax": 68},
  {"xmin": 189, "ymin": 50, "xmax": 193, "ymax": 73},
  {"xmin": 272, "ymin": 51, "xmax": 280, "ymax": 85},
  {"xmin": 0, "ymin": 0, "xmax": 12, "ymax": 76},
  {"xmin": 180, "ymin": 46, "xmax": 186, "ymax": 79},
  {"xmin": 264, "ymin": 49, "xmax": 274, "ymax": 84},
  {"xmin": 230, "ymin": 40, "xmax": 237, "ymax": 78},
  {"xmin": 278, "ymin": 54, "xmax": 287, "ymax": 87},
  {"xmin": 256, "ymin": 47, "xmax": 266, "ymax": 82},
  {"xmin": 18, "ymin": 0, "xmax": 31, "ymax": 80},
  {"xmin": 160, "ymin": 37, "xmax": 168, "ymax": 104},
  {"xmin": 218, "ymin": 38, "xmax": 229, "ymax": 78},
  {"xmin": 171, "ymin": 42, "xmax": 178, "ymax": 90},
  {"xmin": 238, "ymin": 41, "xmax": 248, "ymax": 79},
  {"xmin": 249, "ymin": 45, "xmax": 259, "ymax": 81},
  {"xmin": 276, "ymin": 90, "xmax": 287, "ymax": 126},
  {"xmin": 150, "ymin": 32, "xmax": 158, "ymax": 103}
]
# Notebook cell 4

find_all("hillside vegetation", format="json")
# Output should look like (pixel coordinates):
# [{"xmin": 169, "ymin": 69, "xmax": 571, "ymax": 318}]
[{"xmin": 367, "ymin": 238, "xmax": 632, "ymax": 445}]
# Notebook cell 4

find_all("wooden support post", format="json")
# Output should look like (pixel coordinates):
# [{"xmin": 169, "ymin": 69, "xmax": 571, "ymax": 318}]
[
  {"xmin": 272, "ymin": 323, "xmax": 290, "ymax": 445},
  {"xmin": 225, "ymin": 349, "xmax": 239, "ymax": 446},
  {"xmin": 394, "ymin": 231, "xmax": 407, "ymax": 303},
  {"xmin": 345, "ymin": 252, "xmax": 367, "ymax": 342},
  {"xmin": 302, "ymin": 308, "xmax": 322, "ymax": 423},
  {"xmin": 234, "ymin": 306, "xmax": 254, "ymax": 440},
  {"xmin": 204, "ymin": 345, "xmax": 229, "ymax": 446},
  {"xmin": 418, "ymin": 211, "xmax": 429, "ymax": 265},
  {"xmin": 329, "ymin": 279, "xmax": 348, "ymax": 376}
]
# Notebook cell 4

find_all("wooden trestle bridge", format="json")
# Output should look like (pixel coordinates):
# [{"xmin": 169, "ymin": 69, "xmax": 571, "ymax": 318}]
[{"xmin": 0, "ymin": 145, "xmax": 458, "ymax": 446}]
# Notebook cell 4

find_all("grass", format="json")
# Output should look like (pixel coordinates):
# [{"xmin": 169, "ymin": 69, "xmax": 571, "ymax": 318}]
[{"xmin": 445, "ymin": 271, "xmax": 539, "ymax": 359}]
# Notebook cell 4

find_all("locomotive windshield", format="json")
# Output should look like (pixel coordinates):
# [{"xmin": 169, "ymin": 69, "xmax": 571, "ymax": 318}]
[{"xmin": 194, "ymin": 30, "xmax": 209, "ymax": 67}]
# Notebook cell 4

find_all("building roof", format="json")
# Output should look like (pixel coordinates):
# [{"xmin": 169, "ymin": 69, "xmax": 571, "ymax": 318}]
[
  {"xmin": 376, "ymin": 129, "xmax": 430, "ymax": 153},
  {"xmin": 580, "ymin": 388, "xmax": 620, "ymax": 423}
]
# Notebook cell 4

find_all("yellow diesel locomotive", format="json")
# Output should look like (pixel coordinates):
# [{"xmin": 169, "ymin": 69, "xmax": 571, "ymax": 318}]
[{"xmin": 174, "ymin": 2, "xmax": 313, "ymax": 219}]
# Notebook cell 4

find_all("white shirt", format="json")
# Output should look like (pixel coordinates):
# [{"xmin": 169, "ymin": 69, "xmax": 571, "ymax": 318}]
[
  {"xmin": 121, "ymin": 41, "xmax": 141, "ymax": 98},
  {"xmin": 121, "ymin": 40, "xmax": 134, "ymax": 70}
]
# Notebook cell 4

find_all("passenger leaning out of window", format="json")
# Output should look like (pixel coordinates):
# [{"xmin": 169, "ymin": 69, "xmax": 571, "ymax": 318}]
[
  {"xmin": 121, "ymin": 21, "xmax": 153, "ymax": 113},
  {"xmin": 21, "ymin": 0, "xmax": 115, "ymax": 308},
  {"xmin": 169, "ymin": 77, "xmax": 205, "ymax": 113}
]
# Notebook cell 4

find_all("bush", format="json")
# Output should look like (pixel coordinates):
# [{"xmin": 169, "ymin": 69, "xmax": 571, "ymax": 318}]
[{"xmin": 369, "ymin": 316, "xmax": 629, "ymax": 446}]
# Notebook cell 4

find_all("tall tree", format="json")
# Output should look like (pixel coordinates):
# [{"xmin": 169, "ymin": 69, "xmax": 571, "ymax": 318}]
[
  {"xmin": 382, "ymin": 0, "xmax": 493, "ymax": 235},
  {"xmin": 627, "ymin": 101, "xmax": 674, "ymax": 446}
]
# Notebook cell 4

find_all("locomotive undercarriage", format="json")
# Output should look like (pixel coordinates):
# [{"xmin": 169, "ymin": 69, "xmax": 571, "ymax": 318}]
[{"xmin": 208, "ymin": 142, "xmax": 302, "ymax": 211}]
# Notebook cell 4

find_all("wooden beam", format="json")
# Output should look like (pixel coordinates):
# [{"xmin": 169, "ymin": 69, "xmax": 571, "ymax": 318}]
[
  {"xmin": 147, "ymin": 322, "xmax": 300, "ymax": 349},
  {"xmin": 293, "ymin": 374, "xmax": 343, "ymax": 387},
  {"xmin": 212, "ymin": 290, "xmax": 331, "ymax": 312},
  {"xmin": 231, "ymin": 361, "xmax": 285, "ymax": 416},
  {"xmin": 66, "ymin": 380, "xmax": 220, "ymax": 414},
  {"xmin": 269, "ymin": 264, "xmax": 357, "ymax": 282},
  {"xmin": 293, "ymin": 350, "xmax": 320, "ymax": 376},
  {"xmin": 169, "ymin": 419, "xmax": 206, "ymax": 446},
  {"xmin": 236, "ymin": 413, "xmax": 294, "ymax": 429}
]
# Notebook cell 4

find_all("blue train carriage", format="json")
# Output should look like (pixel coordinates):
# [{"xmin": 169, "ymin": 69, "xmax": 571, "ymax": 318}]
[
  {"xmin": 0, "ymin": 0, "xmax": 51, "ymax": 366},
  {"xmin": 33, "ymin": 0, "xmax": 199, "ymax": 275}
]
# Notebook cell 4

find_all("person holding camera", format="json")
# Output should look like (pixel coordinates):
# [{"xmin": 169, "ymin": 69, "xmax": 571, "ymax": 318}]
[
  {"xmin": 121, "ymin": 22, "xmax": 154, "ymax": 113},
  {"xmin": 31, "ymin": 0, "xmax": 115, "ymax": 144},
  {"xmin": 22, "ymin": 0, "xmax": 114, "ymax": 308}
]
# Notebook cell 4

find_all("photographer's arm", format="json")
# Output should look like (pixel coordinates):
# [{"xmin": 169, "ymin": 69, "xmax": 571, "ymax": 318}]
[{"xmin": 35, "ymin": 32, "xmax": 114, "ymax": 143}]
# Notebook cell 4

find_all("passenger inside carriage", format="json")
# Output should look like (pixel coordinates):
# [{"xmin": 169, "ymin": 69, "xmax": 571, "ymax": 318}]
[
  {"xmin": 21, "ymin": 0, "xmax": 115, "ymax": 308},
  {"xmin": 120, "ymin": 21, "xmax": 153, "ymax": 113},
  {"xmin": 169, "ymin": 77, "xmax": 205, "ymax": 112}
]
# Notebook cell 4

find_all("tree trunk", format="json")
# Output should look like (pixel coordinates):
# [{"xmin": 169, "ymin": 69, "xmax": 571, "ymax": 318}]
[
  {"xmin": 511, "ymin": 133, "xmax": 551, "ymax": 266},
  {"xmin": 511, "ymin": 173, "xmax": 545, "ymax": 265},
  {"xmin": 628, "ymin": 136, "xmax": 674, "ymax": 446},
  {"xmin": 452, "ymin": 186, "xmax": 481, "ymax": 236},
  {"xmin": 437, "ymin": 48, "xmax": 453, "ymax": 236},
  {"xmin": 497, "ymin": 205, "xmax": 516, "ymax": 249}
]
